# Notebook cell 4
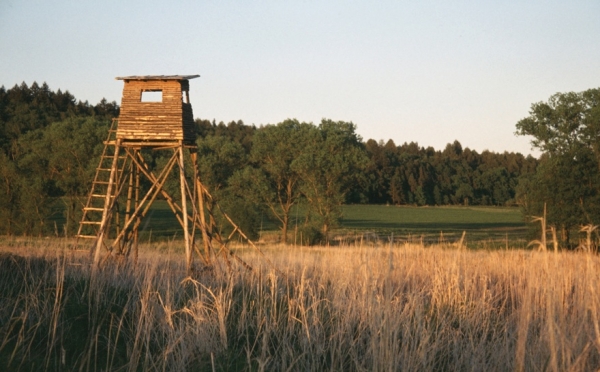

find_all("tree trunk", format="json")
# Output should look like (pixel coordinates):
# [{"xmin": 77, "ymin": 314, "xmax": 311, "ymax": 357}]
[
  {"xmin": 281, "ymin": 214, "xmax": 289, "ymax": 244},
  {"xmin": 322, "ymin": 222, "xmax": 329, "ymax": 237}
]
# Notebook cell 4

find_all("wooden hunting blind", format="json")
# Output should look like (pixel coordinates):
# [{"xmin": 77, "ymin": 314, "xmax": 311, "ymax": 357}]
[
  {"xmin": 116, "ymin": 75, "xmax": 198, "ymax": 143},
  {"xmin": 77, "ymin": 75, "xmax": 253, "ymax": 274}
]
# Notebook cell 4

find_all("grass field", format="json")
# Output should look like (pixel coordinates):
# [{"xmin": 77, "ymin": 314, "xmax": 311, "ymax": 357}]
[
  {"xmin": 142, "ymin": 202, "xmax": 528, "ymax": 247},
  {"xmin": 340, "ymin": 204, "xmax": 526, "ymax": 243},
  {"xmin": 0, "ymin": 238, "xmax": 599, "ymax": 371}
]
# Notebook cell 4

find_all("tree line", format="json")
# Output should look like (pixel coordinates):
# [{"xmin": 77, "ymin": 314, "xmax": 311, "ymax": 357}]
[{"xmin": 1, "ymin": 81, "xmax": 542, "ymax": 242}]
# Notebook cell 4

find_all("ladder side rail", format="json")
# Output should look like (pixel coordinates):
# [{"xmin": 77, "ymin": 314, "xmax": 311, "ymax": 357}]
[
  {"xmin": 76, "ymin": 119, "xmax": 119, "ymax": 238},
  {"xmin": 92, "ymin": 139, "xmax": 122, "ymax": 269}
]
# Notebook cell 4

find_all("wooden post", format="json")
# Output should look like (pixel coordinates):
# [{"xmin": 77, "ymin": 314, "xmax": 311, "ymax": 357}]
[
  {"xmin": 110, "ymin": 151, "xmax": 179, "ymax": 247},
  {"xmin": 179, "ymin": 144, "xmax": 192, "ymax": 273},
  {"xmin": 122, "ymin": 159, "xmax": 135, "ymax": 255},
  {"xmin": 133, "ymin": 159, "xmax": 140, "ymax": 263},
  {"xmin": 191, "ymin": 151, "xmax": 212, "ymax": 263}
]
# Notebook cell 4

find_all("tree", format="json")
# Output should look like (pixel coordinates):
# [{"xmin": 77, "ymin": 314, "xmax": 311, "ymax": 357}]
[
  {"xmin": 0, "ymin": 152, "xmax": 20, "ymax": 234},
  {"xmin": 12, "ymin": 117, "xmax": 110, "ymax": 235},
  {"xmin": 293, "ymin": 119, "xmax": 368, "ymax": 236},
  {"xmin": 0, "ymin": 82, "xmax": 118, "ymax": 235},
  {"xmin": 231, "ymin": 119, "xmax": 313, "ymax": 244},
  {"xmin": 516, "ymin": 149, "xmax": 600, "ymax": 245},
  {"xmin": 515, "ymin": 88, "xmax": 600, "ymax": 244},
  {"xmin": 516, "ymin": 89, "xmax": 600, "ymax": 157},
  {"xmin": 364, "ymin": 139, "xmax": 399, "ymax": 204},
  {"xmin": 195, "ymin": 134, "xmax": 260, "ymax": 240},
  {"xmin": 474, "ymin": 167, "xmax": 512, "ymax": 206},
  {"xmin": 389, "ymin": 168, "xmax": 406, "ymax": 205},
  {"xmin": 196, "ymin": 135, "xmax": 248, "ymax": 192}
]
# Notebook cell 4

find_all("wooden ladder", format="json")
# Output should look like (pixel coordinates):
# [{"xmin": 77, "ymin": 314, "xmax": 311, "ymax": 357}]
[{"xmin": 76, "ymin": 119, "xmax": 126, "ymax": 240}]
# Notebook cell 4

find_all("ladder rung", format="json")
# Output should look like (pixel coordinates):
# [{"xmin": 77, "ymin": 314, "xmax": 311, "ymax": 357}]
[
  {"xmin": 77, "ymin": 132, "xmax": 121, "ymax": 233},
  {"xmin": 75, "ymin": 235, "xmax": 98, "ymax": 239}
]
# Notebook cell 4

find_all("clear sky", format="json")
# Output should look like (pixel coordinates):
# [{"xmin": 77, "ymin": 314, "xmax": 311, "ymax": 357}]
[{"xmin": 2, "ymin": 0, "xmax": 600, "ymax": 156}]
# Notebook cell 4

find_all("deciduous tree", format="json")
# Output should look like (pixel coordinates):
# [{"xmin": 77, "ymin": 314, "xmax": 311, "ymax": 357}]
[
  {"xmin": 516, "ymin": 88, "xmax": 600, "ymax": 244},
  {"xmin": 293, "ymin": 119, "xmax": 368, "ymax": 236},
  {"xmin": 231, "ymin": 119, "xmax": 313, "ymax": 243}
]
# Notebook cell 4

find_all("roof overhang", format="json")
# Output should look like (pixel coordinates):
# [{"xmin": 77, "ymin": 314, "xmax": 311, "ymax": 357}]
[{"xmin": 115, "ymin": 75, "xmax": 200, "ymax": 81}]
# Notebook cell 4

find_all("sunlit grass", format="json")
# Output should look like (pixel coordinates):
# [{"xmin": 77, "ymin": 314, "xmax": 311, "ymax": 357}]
[{"xmin": 1, "ymin": 237, "xmax": 599, "ymax": 371}]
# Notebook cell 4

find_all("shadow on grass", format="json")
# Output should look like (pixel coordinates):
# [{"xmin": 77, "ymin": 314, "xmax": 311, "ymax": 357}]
[{"xmin": 341, "ymin": 219, "xmax": 525, "ymax": 231}]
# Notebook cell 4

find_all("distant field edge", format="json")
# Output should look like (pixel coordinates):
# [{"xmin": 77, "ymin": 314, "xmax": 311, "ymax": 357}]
[{"xmin": 337, "ymin": 204, "xmax": 528, "ymax": 246}]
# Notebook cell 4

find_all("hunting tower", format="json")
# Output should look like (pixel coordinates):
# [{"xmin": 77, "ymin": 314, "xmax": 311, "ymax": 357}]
[
  {"xmin": 77, "ymin": 75, "xmax": 236, "ymax": 273},
  {"xmin": 117, "ymin": 75, "xmax": 197, "ymax": 143}
]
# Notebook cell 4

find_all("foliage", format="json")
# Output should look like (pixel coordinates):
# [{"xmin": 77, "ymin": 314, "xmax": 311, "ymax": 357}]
[
  {"xmin": 293, "ymin": 119, "xmax": 369, "ymax": 235},
  {"xmin": 0, "ymin": 82, "xmax": 115, "ymax": 235},
  {"xmin": 195, "ymin": 118, "xmax": 255, "ymax": 152},
  {"xmin": 0, "ymin": 80, "xmax": 539, "ymax": 238},
  {"xmin": 515, "ymin": 88, "xmax": 600, "ymax": 245},
  {"xmin": 194, "ymin": 134, "xmax": 260, "ymax": 240},
  {"xmin": 363, "ymin": 139, "xmax": 536, "ymax": 207},
  {"xmin": 515, "ymin": 89, "xmax": 600, "ymax": 156},
  {"xmin": 0, "ymin": 82, "xmax": 117, "ymax": 158},
  {"xmin": 231, "ymin": 120, "xmax": 318, "ymax": 243},
  {"xmin": 297, "ymin": 223, "xmax": 326, "ymax": 245}
]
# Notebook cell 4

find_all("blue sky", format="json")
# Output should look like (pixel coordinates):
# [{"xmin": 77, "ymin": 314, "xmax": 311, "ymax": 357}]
[{"xmin": 2, "ymin": 0, "xmax": 600, "ymax": 156}]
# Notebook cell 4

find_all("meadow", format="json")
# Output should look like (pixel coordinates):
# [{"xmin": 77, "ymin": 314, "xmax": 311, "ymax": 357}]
[
  {"xmin": 1, "ymin": 237, "xmax": 599, "ymax": 371},
  {"xmin": 141, "ymin": 202, "xmax": 528, "ymax": 248},
  {"xmin": 339, "ymin": 205, "xmax": 527, "ymax": 245}
]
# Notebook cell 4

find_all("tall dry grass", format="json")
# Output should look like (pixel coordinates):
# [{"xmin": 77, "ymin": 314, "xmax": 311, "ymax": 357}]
[{"xmin": 1, "ymin": 237, "xmax": 600, "ymax": 371}]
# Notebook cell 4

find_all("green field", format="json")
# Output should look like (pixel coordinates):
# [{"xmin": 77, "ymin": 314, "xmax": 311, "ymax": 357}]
[
  {"xmin": 140, "ymin": 202, "xmax": 528, "ymax": 247},
  {"xmin": 341, "ymin": 205, "xmax": 523, "ymax": 228},
  {"xmin": 342, "ymin": 205, "xmax": 528, "ymax": 246}
]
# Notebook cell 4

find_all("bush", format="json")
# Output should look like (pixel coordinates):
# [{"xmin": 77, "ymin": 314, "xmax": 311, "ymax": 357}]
[{"xmin": 298, "ymin": 224, "xmax": 325, "ymax": 246}]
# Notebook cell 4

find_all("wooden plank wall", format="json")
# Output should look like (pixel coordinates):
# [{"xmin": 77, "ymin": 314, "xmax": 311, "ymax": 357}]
[{"xmin": 117, "ymin": 79, "xmax": 196, "ymax": 143}]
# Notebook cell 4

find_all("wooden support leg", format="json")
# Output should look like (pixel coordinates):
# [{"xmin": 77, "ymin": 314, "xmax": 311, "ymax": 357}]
[
  {"xmin": 191, "ymin": 151, "xmax": 212, "ymax": 264},
  {"xmin": 179, "ymin": 144, "xmax": 192, "ymax": 274},
  {"xmin": 123, "ymin": 157, "xmax": 135, "ymax": 255},
  {"xmin": 110, "ymin": 151, "xmax": 179, "ymax": 248},
  {"xmin": 133, "ymin": 159, "xmax": 140, "ymax": 264}
]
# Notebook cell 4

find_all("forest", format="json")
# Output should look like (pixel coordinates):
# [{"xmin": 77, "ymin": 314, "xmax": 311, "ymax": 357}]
[{"xmin": 1, "ymin": 81, "xmax": 598, "ymax": 246}]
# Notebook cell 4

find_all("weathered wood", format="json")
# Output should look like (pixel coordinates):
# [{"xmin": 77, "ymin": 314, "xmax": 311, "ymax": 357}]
[
  {"xmin": 179, "ymin": 144, "xmax": 193, "ymax": 273},
  {"xmin": 115, "ymin": 75, "xmax": 200, "ymax": 81},
  {"xmin": 116, "ymin": 76, "xmax": 198, "ymax": 143},
  {"xmin": 92, "ymin": 139, "xmax": 122, "ymax": 272},
  {"xmin": 84, "ymin": 75, "xmax": 243, "ymax": 276}
]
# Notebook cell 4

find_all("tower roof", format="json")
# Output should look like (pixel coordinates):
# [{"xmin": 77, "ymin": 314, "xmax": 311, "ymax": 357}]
[{"xmin": 115, "ymin": 75, "xmax": 200, "ymax": 81}]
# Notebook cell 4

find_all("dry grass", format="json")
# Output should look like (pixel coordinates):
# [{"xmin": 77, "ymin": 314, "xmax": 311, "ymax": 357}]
[{"xmin": 1, "ymin": 237, "xmax": 600, "ymax": 371}]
